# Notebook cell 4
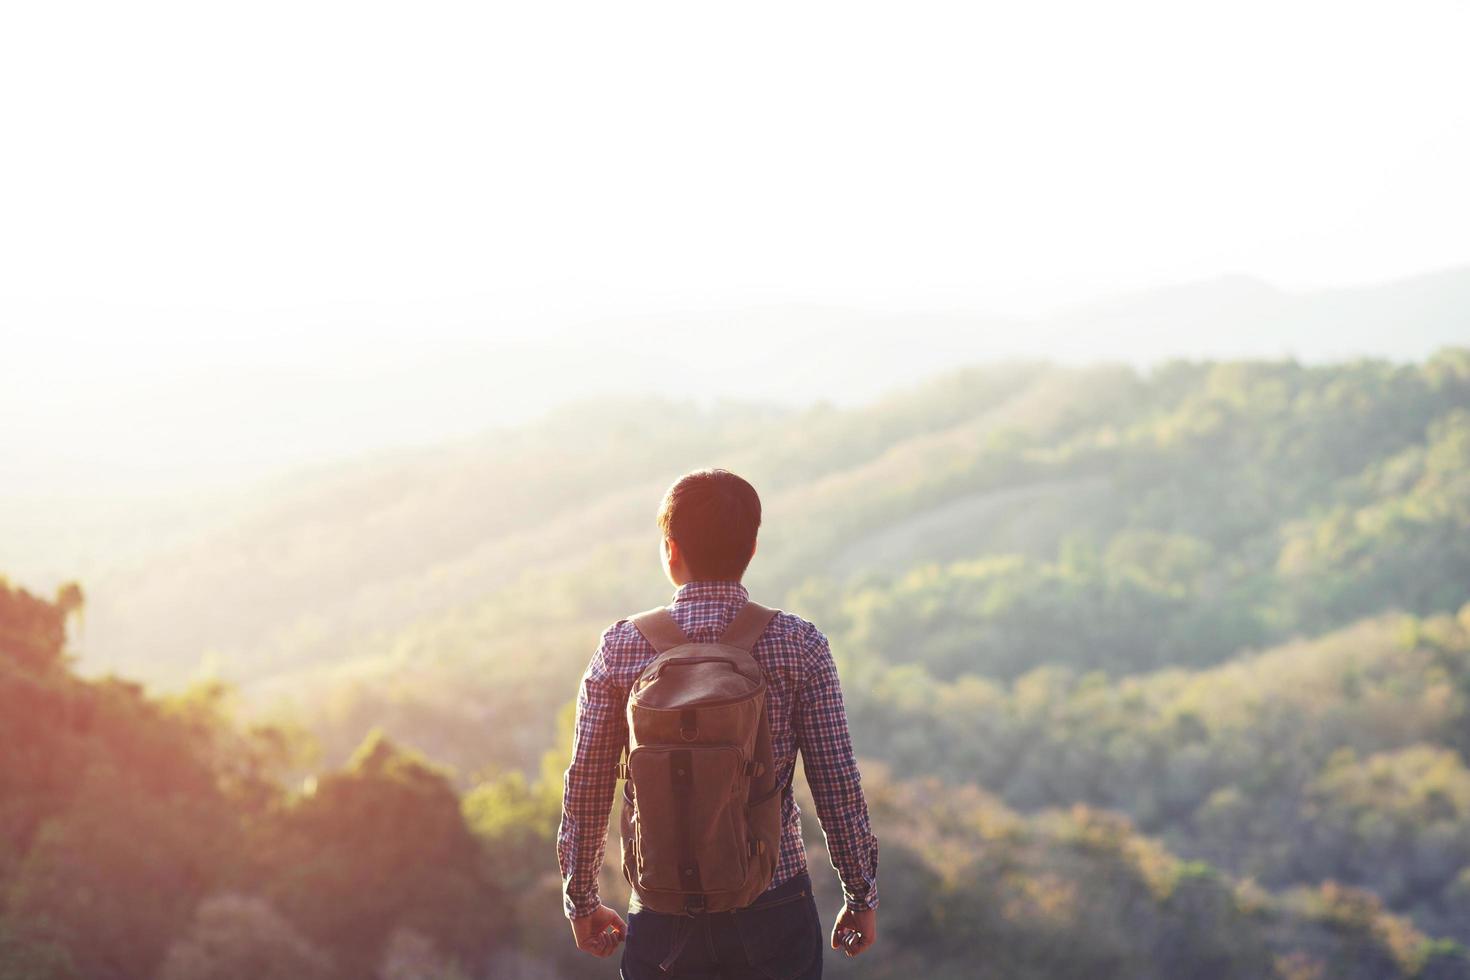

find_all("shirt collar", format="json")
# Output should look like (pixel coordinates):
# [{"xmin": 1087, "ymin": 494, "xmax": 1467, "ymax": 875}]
[{"xmin": 670, "ymin": 580, "xmax": 749, "ymax": 606}]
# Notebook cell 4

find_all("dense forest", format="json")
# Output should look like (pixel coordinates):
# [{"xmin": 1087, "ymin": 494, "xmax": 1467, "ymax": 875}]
[{"xmin": 4, "ymin": 350, "xmax": 1470, "ymax": 978}]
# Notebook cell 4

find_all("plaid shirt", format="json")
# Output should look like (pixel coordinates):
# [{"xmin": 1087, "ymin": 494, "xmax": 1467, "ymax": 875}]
[{"xmin": 558, "ymin": 579, "xmax": 879, "ymax": 919}]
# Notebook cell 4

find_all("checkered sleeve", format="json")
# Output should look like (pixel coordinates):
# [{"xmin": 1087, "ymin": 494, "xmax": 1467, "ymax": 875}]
[
  {"xmin": 556, "ymin": 627, "xmax": 628, "ymax": 919},
  {"xmin": 794, "ymin": 629, "xmax": 879, "ymax": 912}
]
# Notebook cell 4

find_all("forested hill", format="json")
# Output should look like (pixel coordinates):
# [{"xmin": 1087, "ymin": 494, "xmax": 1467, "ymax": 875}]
[
  {"xmin": 4, "ymin": 349, "xmax": 1470, "ymax": 978},
  {"xmin": 5, "ymin": 582, "xmax": 1470, "ymax": 978},
  {"xmin": 79, "ymin": 349, "xmax": 1470, "ymax": 693}
]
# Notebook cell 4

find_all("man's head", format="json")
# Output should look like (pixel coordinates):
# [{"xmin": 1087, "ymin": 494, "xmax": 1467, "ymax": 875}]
[{"xmin": 656, "ymin": 468, "xmax": 761, "ymax": 585}]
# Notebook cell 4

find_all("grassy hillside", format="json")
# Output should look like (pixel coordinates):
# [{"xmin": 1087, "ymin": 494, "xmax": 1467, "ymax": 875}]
[
  {"xmin": 127, "ymin": 351, "xmax": 1467, "ymax": 765},
  {"xmin": 81, "ymin": 350, "xmax": 1470, "ymax": 688}
]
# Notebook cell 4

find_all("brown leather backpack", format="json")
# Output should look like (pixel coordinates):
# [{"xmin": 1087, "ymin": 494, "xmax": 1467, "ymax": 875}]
[{"xmin": 616, "ymin": 599, "xmax": 787, "ymax": 914}]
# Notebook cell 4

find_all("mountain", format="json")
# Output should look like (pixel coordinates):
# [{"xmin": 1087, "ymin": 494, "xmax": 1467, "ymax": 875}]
[
  {"xmin": 2, "ymin": 266, "xmax": 1467, "ymax": 531},
  {"xmin": 6, "ymin": 342, "xmax": 1470, "ymax": 976},
  {"xmin": 50, "ymin": 347, "xmax": 1467, "ymax": 695},
  {"xmin": 1042, "ymin": 266, "xmax": 1470, "ymax": 363},
  {"xmin": 4, "ymin": 576, "xmax": 1468, "ymax": 979}
]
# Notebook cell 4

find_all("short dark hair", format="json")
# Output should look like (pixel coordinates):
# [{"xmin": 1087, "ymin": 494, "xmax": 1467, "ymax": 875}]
[{"xmin": 656, "ymin": 468, "xmax": 762, "ymax": 581}]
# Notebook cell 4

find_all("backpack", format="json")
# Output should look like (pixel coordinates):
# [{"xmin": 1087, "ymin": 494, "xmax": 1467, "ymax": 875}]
[{"xmin": 616, "ymin": 599, "xmax": 788, "ymax": 915}]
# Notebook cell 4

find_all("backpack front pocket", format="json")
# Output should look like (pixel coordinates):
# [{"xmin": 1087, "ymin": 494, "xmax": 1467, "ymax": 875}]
[{"xmin": 628, "ymin": 744, "xmax": 751, "ymax": 895}]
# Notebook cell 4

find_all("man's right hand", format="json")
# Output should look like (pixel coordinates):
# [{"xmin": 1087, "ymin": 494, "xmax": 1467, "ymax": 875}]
[
  {"xmin": 569, "ymin": 904, "xmax": 627, "ymax": 958},
  {"xmin": 831, "ymin": 905, "xmax": 877, "ymax": 957}
]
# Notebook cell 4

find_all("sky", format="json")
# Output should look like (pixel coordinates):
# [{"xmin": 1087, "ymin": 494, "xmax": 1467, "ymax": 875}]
[{"xmin": 2, "ymin": 0, "xmax": 1469, "ymax": 498}]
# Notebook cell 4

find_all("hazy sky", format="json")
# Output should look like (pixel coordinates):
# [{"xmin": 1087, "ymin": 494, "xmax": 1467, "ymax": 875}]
[{"xmin": 3, "ymin": 0, "xmax": 1468, "ymax": 496}]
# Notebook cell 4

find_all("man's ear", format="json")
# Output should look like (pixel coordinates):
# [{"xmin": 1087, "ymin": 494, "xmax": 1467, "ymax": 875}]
[{"xmin": 749, "ymin": 539, "xmax": 758, "ymax": 561}]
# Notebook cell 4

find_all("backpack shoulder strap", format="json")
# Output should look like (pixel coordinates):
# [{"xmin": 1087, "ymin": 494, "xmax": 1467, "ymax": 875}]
[
  {"xmin": 629, "ymin": 606, "xmax": 690, "ymax": 654},
  {"xmin": 719, "ymin": 600, "xmax": 779, "ymax": 652}
]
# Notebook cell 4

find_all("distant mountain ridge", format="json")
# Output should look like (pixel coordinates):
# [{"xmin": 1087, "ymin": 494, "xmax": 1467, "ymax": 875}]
[
  {"xmin": 1, "ymin": 266, "xmax": 1465, "ymax": 513},
  {"xmin": 1038, "ymin": 265, "xmax": 1470, "ymax": 364}
]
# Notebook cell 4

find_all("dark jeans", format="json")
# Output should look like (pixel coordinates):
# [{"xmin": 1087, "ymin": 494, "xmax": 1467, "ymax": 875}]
[{"xmin": 620, "ymin": 873, "xmax": 823, "ymax": 980}]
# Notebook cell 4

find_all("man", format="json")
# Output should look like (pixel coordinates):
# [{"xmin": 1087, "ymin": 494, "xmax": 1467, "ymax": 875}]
[{"xmin": 558, "ymin": 468, "xmax": 879, "ymax": 977}]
